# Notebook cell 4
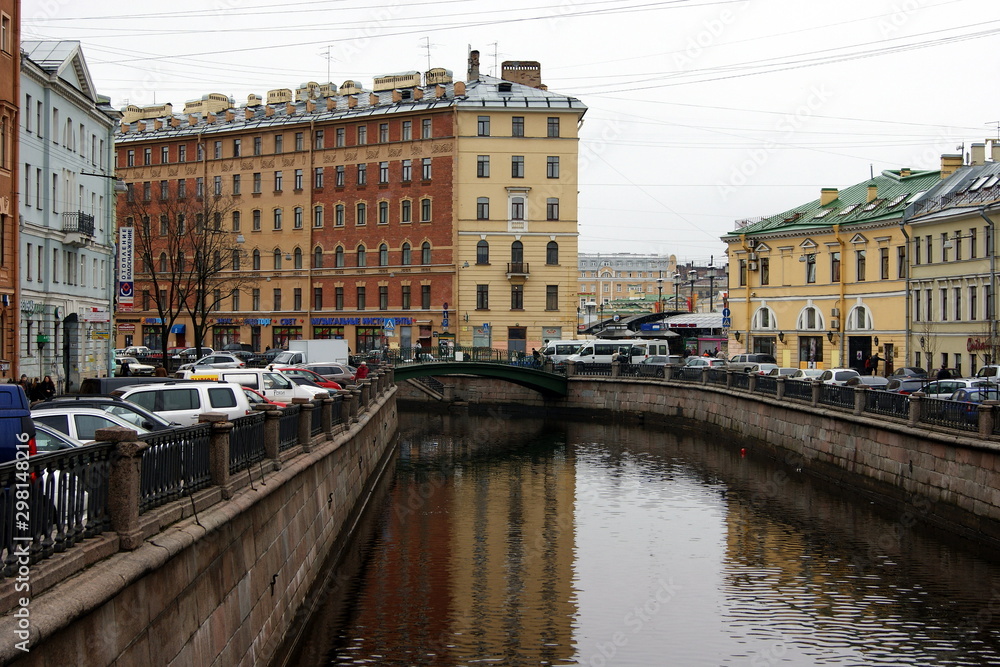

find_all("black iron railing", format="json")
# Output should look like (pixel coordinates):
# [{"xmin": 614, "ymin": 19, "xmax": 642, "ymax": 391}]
[
  {"xmin": 278, "ymin": 405, "xmax": 301, "ymax": 451},
  {"xmin": 754, "ymin": 375, "xmax": 778, "ymax": 395},
  {"xmin": 311, "ymin": 399, "xmax": 323, "ymax": 436},
  {"xmin": 62, "ymin": 211, "xmax": 96, "ymax": 237},
  {"xmin": 819, "ymin": 384, "xmax": 855, "ymax": 409},
  {"xmin": 783, "ymin": 380, "xmax": 814, "ymax": 401},
  {"xmin": 229, "ymin": 412, "xmax": 266, "ymax": 474},
  {"xmin": 865, "ymin": 389, "xmax": 909, "ymax": 419},
  {"xmin": 140, "ymin": 424, "xmax": 212, "ymax": 513}
]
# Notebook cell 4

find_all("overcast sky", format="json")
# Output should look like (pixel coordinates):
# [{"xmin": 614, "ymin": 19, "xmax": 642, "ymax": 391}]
[{"xmin": 21, "ymin": 0, "xmax": 1000, "ymax": 267}]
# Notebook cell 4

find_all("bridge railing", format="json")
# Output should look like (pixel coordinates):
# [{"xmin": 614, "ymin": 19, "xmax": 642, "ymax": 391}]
[{"xmin": 0, "ymin": 372, "xmax": 392, "ymax": 601}]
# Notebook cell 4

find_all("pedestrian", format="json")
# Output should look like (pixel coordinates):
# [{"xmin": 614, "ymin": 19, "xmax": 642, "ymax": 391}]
[
  {"xmin": 154, "ymin": 365, "xmax": 168, "ymax": 377},
  {"xmin": 120, "ymin": 359, "xmax": 131, "ymax": 377},
  {"xmin": 532, "ymin": 348, "xmax": 541, "ymax": 366},
  {"xmin": 18, "ymin": 374, "xmax": 27, "ymax": 389},
  {"xmin": 869, "ymin": 352, "xmax": 881, "ymax": 376},
  {"xmin": 355, "ymin": 361, "xmax": 369, "ymax": 380},
  {"xmin": 937, "ymin": 367, "xmax": 952, "ymax": 380},
  {"xmin": 28, "ymin": 378, "xmax": 44, "ymax": 402},
  {"xmin": 40, "ymin": 375, "xmax": 56, "ymax": 400}
]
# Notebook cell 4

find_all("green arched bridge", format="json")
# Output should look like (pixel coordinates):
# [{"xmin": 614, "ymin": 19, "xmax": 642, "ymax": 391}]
[{"xmin": 393, "ymin": 361, "xmax": 568, "ymax": 396}]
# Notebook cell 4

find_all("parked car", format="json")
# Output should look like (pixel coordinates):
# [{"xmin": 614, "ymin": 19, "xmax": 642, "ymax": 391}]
[
  {"xmin": 113, "ymin": 380, "xmax": 254, "ymax": 426},
  {"xmin": 975, "ymin": 365, "xmax": 1000, "ymax": 380},
  {"xmin": 788, "ymin": 369, "xmax": 824, "ymax": 382},
  {"xmin": 845, "ymin": 375, "xmax": 890, "ymax": 389},
  {"xmin": 767, "ymin": 367, "xmax": 800, "ymax": 378},
  {"xmin": 819, "ymin": 368, "xmax": 861, "ymax": 385},
  {"xmin": 30, "ymin": 395, "xmax": 181, "ymax": 431},
  {"xmin": 171, "ymin": 347, "xmax": 215, "ymax": 360},
  {"xmin": 885, "ymin": 377, "xmax": 927, "ymax": 394},
  {"xmin": 728, "ymin": 353, "xmax": 777, "ymax": 373},
  {"xmin": 0, "ymin": 384, "xmax": 35, "ymax": 463},
  {"xmin": 749, "ymin": 363, "xmax": 780, "ymax": 376},
  {"xmin": 178, "ymin": 353, "xmax": 247, "ymax": 371},
  {"xmin": 677, "ymin": 356, "xmax": 726, "ymax": 379},
  {"xmin": 32, "ymin": 406, "xmax": 153, "ymax": 443},
  {"xmin": 115, "ymin": 356, "xmax": 155, "ymax": 377},
  {"xmin": 298, "ymin": 362, "xmax": 356, "ymax": 386},
  {"xmin": 919, "ymin": 379, "xmax": 993, "ymax": 400},
  {"xmin": 221, "ymin": 343, "xmax": 256, "ymax": 360},
  {"xmin": 929, "ymin": 368, "xmax": 963, "ymax": 381},
  {"xmin": 273, "ymin": 367, "xmax": 342, "ymax": 391},
  {"xmin": 116, "ymin": 346, "xmax": 152, "ymax": 357},
  {"xmin": 242, "ymin": 387, "xmax": 287, "ymax": 409},
  {"xmin": 34, "ymin": 421, "xmax": 86, "ymax": 452},
  {"xmin": 938, "ymin": 386, "xmax": 1000, "ymax": 424},
  {"xmin": 890, "ymin": 367, "xmax": 928, "ymax": 378}
]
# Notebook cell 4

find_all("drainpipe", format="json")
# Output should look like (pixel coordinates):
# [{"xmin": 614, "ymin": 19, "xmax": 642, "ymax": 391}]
[
  {"xmin": 899, "ymin": 211, "xmax": 912, "ymax": 365},
  {"xmin": 978, "ymin": 207, "xmax": 996, "ymax": 363},
  {"xmin": 832, "ymin": 224, "xmax": 846, "ymax": 365}
]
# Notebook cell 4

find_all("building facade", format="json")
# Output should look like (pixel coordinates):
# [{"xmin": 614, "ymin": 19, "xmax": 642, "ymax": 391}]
[
  {"xmin": 0, "ymin": 0, "xmax": 19, "ymax": 380},
  {"xmin": 722, "ymin": 167, "xmax": 942, "ymax": 373},
  {"xmin": 19, "ymin": 41, "xmax": 120, "ymax": 389},
  {"xmin": 114, "ymin": 53, "xmax": 586, "ymax": 356}
]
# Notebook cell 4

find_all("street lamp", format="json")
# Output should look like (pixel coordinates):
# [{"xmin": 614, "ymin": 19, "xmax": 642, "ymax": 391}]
[
  {"xmin": 599, "ymin": 302, "xmax": 605, "ymax": 331},
  {"xmin": 656, "ymin": 275, "xmax": 664, "ymax": 313},
  {"xmin": 687, "ymin": 270, "xmax": 698, "ymax": 313},
  {"xmin": 707, "ymin": 260, "xmax": 717, "ymax": 313},
  {"xmin": 673, "ymin": 273, "xmax": 681, "ymax": 312}
]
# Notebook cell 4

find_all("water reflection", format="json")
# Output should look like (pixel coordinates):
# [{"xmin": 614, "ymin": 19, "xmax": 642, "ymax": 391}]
[{"xmin": 289, "ymin": 410, "xmax": 1000, "ymax": 666}]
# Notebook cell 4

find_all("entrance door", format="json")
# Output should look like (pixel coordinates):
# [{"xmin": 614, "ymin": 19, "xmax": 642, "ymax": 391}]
[
  {"xmin": 848, "ymin": 336, "xmax": 872, "ymax": 372},
  {"xmin": 508, "ymin": 327, "xmax": 527, "ymax": 354}
]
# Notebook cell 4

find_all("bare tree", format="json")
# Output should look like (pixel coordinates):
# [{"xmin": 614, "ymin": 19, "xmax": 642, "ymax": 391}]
[{"xmin": 121, "ymin": 184, "xmax": 256, "ymax": 363}]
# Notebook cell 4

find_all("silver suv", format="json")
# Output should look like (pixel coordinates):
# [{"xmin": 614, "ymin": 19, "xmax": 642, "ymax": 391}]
[{"xmin": 728, "ymin": 353, "xmax": 777, "ymax": 373}]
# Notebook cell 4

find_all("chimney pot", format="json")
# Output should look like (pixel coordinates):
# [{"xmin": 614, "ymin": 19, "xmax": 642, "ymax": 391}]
[
  {"xmin": 326, "ymin": 97, "xmax": 336, "ymax": 111},
  {"xmin": 867, "ymin": 183, "xmax": 878, "ymax": 202},
  {"xmin": 820, "ymin": 188, "xmax": 838, "ymax": 206},
  {"xmin": 468, "ymin": 49, "xmax": 480, "ymax": 82},
  {"xmin": 900, "ymin": 167, "xmax": 911, "ymax": 177},
  {"xmin": 941, "ymin": 153, "xmax": 963, "ymax": 178},
  {"xmin": 972, "ymin": 142, "xmax": 986, "ymax": 166}
]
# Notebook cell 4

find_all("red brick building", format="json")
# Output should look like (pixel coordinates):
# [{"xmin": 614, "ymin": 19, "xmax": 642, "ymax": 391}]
[{"xmin": 0, "ymin": 0, "xmax": 19, "ymax": 378}]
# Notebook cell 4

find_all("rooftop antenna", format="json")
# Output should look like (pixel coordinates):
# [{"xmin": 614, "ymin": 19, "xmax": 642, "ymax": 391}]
[
  {"xmin": 320, "ymin": 45, "xmax": 335, "ymax": 82},
  {"xmin": 489, "ymin": 42, "xmax": 499, "ymax": 77},
  {"xmin": 420, "ymin": 37, "xmax": 436, "ymax": 72},
  {"xmin": 988, "ymin": 121, "xmax": 1000, "ymax": 142},
  {"xmin": 869, "ymin": 164, "xmax": 874, "ymax": 180}
]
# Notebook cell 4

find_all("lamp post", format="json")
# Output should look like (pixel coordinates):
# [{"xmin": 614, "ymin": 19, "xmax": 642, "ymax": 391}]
[
  {"xmin": 656, "ymin": 275, "xmax": 664, "ymax": 313},
  {"xmin": 673, "ymin": 273, "xmax": 681, "ymax": 313},
  {"xmin": 599, "ymin": 302, "xmax": 605, "ymax": 332},
  {"xmin": 707, "ymin": 258, "xmax": 717, "ymax": 313},
  {"xmin": 688, "ymin": 269, "xmax": 697, "ymax": 313}
]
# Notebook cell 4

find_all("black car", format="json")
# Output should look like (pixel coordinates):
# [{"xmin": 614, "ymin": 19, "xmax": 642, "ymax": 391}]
[
  {"xmin": 890, "ymin": 367, "xmax": 928, "ymax": 378},
  {"xmin": 885, "ymin": 378, "xmax": 927, "ymax": 394}
]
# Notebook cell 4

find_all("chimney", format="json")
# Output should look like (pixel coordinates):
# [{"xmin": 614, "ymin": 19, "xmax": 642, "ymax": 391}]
[
  {"xmin": 188, "ymin": 114, "xmax": 198, "ymax": 126},
  {"xmin": 306, "ymin": 99, "xmax": 315, "ymax": 113},
  {"xmin": 369, "ymin": 92, "xmax": 379, "ymax": 106},
  {"xmin": 435, "ymin": 84, "xmax": 446, "ymax": 98},
  {"xmin": 245, "ymin": 107, "xmax": 254, "ymax": 120},
  {"xmin": 206, "ymin": 113, "xmax": 216, "ymax": 124},
  {"xmin": 285, "ymin": 102, "xmax": 295, "ymax": 116},
  {"xmin": 454, "ymin": 81, "xmax": 466, "ymax": 97},
  {"xmin": 941, "ymin": 153, "xmax": 963, "ymax": 178},
  {"xmin": 392, "ymin": 90, "xmax": 401, "ymax": 103},
  {"xmin": 137, "ymin": 121, "xmax": 146, "ymax": 132},
  {"xmin": 348, "ymin": 95, "xmax": 358, "ymax": 108},
  {"xmin": 867, "ymin": 183, "xmax": 878, "ymax": 202},
  {"xmin": 820, "ymin": 188, "xmax": 838, "ymax": 206},
  {"xmin": 154, "ymin": 119, "xmax": 163, "ymax": 131},
  {"xmin": 468, "ymin": 49, "xmax": 480, "ymax": 81},
  {"xmin": 501, "ymin": 61, "xmax": 544, "ymax": 89},
  {"xmin": 972, "ymin": 142, "xmax": 986, "ymax": 166},
  {"xmin": 413, "ymin": 88, "xmax": 423, "ymax": 100},
  {"xmin": 225, "ymin": 110, "xmax": 235, "ymax": 122},
  {"xmin": 326, "ymin": 97, "xmax": 336, "ymax": 111},
  {"xmin": 265, "ymin": 105, "xmax": 274, "ymax": 117},
  {"xmin": 900, "ymin": 167, "xmax": 911, "ymax": 177},
  {"xmin": 171, "ymin": 117, "xmax": 180, "ymax": 128},
  {"xmin": 993, "ymin": 142, "xmax": 1000, "ymax": 162}
]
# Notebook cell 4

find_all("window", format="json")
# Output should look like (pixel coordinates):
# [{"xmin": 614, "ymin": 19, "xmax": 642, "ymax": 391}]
[
  {"xmin": 142, "ymin": 182, "xmax": 151, "ymax": 201},
  {"xmin": 401, "ymin": 160, "xmax": 412, "ymax": 182},
  {"xmin": 971, "ymin": 228, "xmax": 978, "ymax": 258},
  {"xmin": 420, "ymin": 198, "xmax": 431, "ymax": 222},
  {"xmin": 401, "ymin": 243, "xmax": 411, "ymax": 265},
  {"xmin": 401, "ymin": 200, "xmax": 412, "ymax": 223},
  {"xmin": 478, "ymin": 116, "xmax": 490, "ymax": 136},
  {"xmin": 421, "ymin": 242, "xmax": 431, "ymax": 265},
  {"xmin": 196, "ymin": 177, "xmax": 205, "ymax": 198},
  {"xmin": 511, "ymin": 240, "xmax": 524, "ymax": 264},
  {"xmin": 335, "ymin": 246, "xmax": 345, "ymax": 267},
  {"xmin": 546, "ymin": 241, "xmax": 559, "ymax": 265},
  {"xmin": 294, "ymin": 169, "xmax": 303, "ymax": 190},
  {"xmin": 143, "ymin": 147, "xmax": 152, "ymax": 165},
  {"xmin": 379, "ymin": 162, "xmax": 389, "ymax": 184},
  {"xmin": 879, "ymin": 247, "xmax": 889, "ymax": 280},
  {"xmin": 253, "ymin": 289, "xmax": 261, "ymax": 310},
  {"xmin": 357, "ymin": 125, "xmax": 367, "ymax": 145},
  {"xmin": 898, "ymin": 246, "xmax": 907, "ymax": 279},
  {"xmin": 379, "ymin": 123, "xmax": 389, "ymax": 143},
  {"xmin": 379, "ymin": 286, "xmax": 389, "ymax": 310},
  {"xmin": 294, "ymin": 247, "xmax": 303, "ymax": 269},
  {"xmin": 511, "ymin": 284, "xmax": 524, "ymax": 310},
  {"xmin": 941, "ymin": 287, "xmax": 948, "ymax": 321},
  {"xmin": 547, "ymin": 117, "xmax": 560, "ymax": 137},
  {"xmin": 253, "ymin": 172, "xmax": 262, "ymax": 193},
  {"xmin": 955, "ymin": 286, "xmax": 962, "ymax": 321},
  {"xmin": 356, "ymin": 163, "xmax": 367, "ymax": 185},
  {"xmin": 294, "ymin": 207, "xmax": 303, "ymax": 229},
  {"xmin": 273, "ymin": 249, "xmax": 283, "ymax": 270},
  {"xmin": 512, "ymin": 156, "xmax": 524, "ymax": 178},
  {"xmin": 253, "ymin": 137, "xmax": 262, "ymax": 155},
  {"xmin": 806, "ymin": 254, "xmax": 816, "ymax": 283},
  {"xmin": 422, "ymin": 118, "xmax": 432, "ymax": 139},
  {"xmin": 160, "ymin": 215, "xmax": 169, "ymax": 235},
  {"xmin": 177, "ymin": 214, "xmax": 186, "ymax": 235},
  {"xmin": 546, "ymin": 285, "xmax": 558, "ymax": 311},
  {"xmin": 213, "ymin": 141, "xmax": 222, "ymax": 159},
  {"xmin": 273, "ymin": 208, "xmax": 283, "ymax": 230},
  {"xmin": 335, "ymin": 204, "xmax": 345, "ymax": 227},
  {"xmin": 274, "ymin": 171, "xmax": 283, "ymax": 192},
  {"xmin": 160, "ymin": 146, "xmax": 169, "ymax": 163},
  {"xmin": 314, "ymin": 287, "xmax": 323, "ymax": 310},
  {"xmin": 914, "ymin": 289, "xmax": 921, "ymax": 322},
  {"xmin": 476, "ymin": 284, "xmax": 489, "ymax": 309},
  {"xmin": 477, "ymin": 240, "xmax": 490, "ymax": 264},
  {"xmin": 252, "ymin": 209, "xmax": 262, "ymax": 231},
  {"xmin": 357, "ymin": 286, "xmax": 366, "ymax": 310},
  {"xmin": 378, "ymin": 200, "xmax": 389, "ymax": 224},
  {"xmin": 335, "ymin": 127, "xmax": 345, "ymax": 147},
  {"xmin": 856, "ymin": 250, "xmax": 866, "ymax": 281},
  {"xmin": 379, "ymin": 244, "xmax": 389, "ymax": 266},
  {"xmin": 1, "ymin": 14, "xmax": 11, "ymax": 54},
  {"xmin": 421, "ymin": 285, "xmax": 431, "ymax": 310},
  {"xmin": 313, "ymin": 205, "xmax": 324, "ymax": 227},
  {"xmin": 546, "ymin": 198, "xmax": 559, "ymax": 220},
  {"xmin": 335, "ymin": 165, "xmax": 345, "ymax": 187},
  {"xmin": 213, "ymin": 176, "xmax": 222, "ymax": 196},
  {"xmin": 546, "ymin": 156, "xmax": 560, "ymax": 179},
  {"xmin": 477, "ymin": 197, "xmax": 490, "ymax": 220},
  {"xmin": 357, "ymin": 245, "xmax": 367, "ymax": 267},
  {"xmin": 314, "ymin": 130, "xmax": 324, "ymax": 149},
  {"xmin": 274, "ymin": 134, "xmax": 283, "ymax": 154},
  {"xmin": 232, "ymin": 174, "xmax": 241, "ymax": 195},
  {"xmin": 760, "ymin": 257, "xmax": 770, "ymax": 285},
  {"xmin": 941, "ymin": 232, "xmax": 950, "ymax": 262},
  {"xmin": 971, "ymin": 286, "xmax": 978, "ymax": 321},
  {"xmin": 295, "ymin": 132, "xmax": 304, "ymax": 151},
  {"xmin": 313, "ymin": 246, "xmax": 324, "ymax": 268},
  {"xmin": 831, "ymin": 252, "xmax": 840, "ymax": 282},
  {"xmin": 274, "ymin": 289, "xmax": 282, "ymax": 310},
  {"xmin": 512, "ymin": 116, "xmax": 524, "ymax": 137},
  {"xmin": 314, "ymin": 167, "xmax": 324, "ymax": 189},
  {"xmin": 511, "ymin": 196, "xmax": 525, "ymax": 220},
  {"xmin": 925, "ymin": 235, "xmax": 933, "ymax": 263},
  {"xmin": 421, "ymin": 158, "xmax": 432, "ymax": 180},
  {"xmin": 402, "ymin": 285, "xmax": 411, "ymax": 310},
  {"xmin": 477, "ymin": 155, "xmax": 490, "ymax": 178},
  {"xmin": 335, "ymin": 287, "xmax": 344, "ymax": 310},
  {"xmin": 127, "ymin": 149, "xmax": 135, "ymax": 167},
  {"xmin": 232, "ymin": 249, "xmax": 241, "ymax": 271},
  {"xmin": 356, "ymin": 202, "xmax": 367, "ymax": 226},
  {"xmin": 402, "ymin": 121, "xmax": 412, "ymax": 141}
]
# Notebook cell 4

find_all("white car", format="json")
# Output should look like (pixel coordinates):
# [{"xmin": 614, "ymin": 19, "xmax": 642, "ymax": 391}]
[
  {"xmin": 115, "ymin": 356, "xmax": 155, "ymax": 376},
  {"xmin": 819, "ymin": 368, "xmax": 861, "ymax": 385},
  {"xmin": 178, "ymin": 353, "xmax": 246, "ymax": 371},
  {"xmin": 789, "ymin": 369, "xmax": 824, "ymax": 382},
  {"xmin": 32, "ymin": 407, "xmax": 152, "ymax": 443},
  {"xmin": 172, "ymin": 347, "xmax": 214, "ymax": 360}
]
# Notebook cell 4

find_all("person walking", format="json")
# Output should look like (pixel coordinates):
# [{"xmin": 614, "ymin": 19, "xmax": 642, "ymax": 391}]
[
  {"xmin": 355, "ymin": 361, "xmax": 369, "ymax": 381},
  {"xmin": 869, "ymin": 352, "xmax": 881, "ymax": 376},
  {"xmin": 39, "ymin": 375, "xmax": 56, "ymax": 400}
]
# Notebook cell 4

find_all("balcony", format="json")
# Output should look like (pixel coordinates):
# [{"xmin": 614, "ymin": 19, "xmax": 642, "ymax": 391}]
[
  {"xmin": 62, "ymin": 211, "xmax": 96, "ymax": 247},
  {"xmin": 506, "ymin": 262, "xmax": 529, "ymax": 279}
]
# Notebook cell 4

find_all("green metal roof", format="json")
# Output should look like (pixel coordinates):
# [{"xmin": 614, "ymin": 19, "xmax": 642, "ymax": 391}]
[{"xmin": 723, "ymin": 169, "xmax": 941, "ymax": 239}]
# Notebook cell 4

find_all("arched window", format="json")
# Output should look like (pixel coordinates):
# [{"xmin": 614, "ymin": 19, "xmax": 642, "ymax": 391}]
[
  {"xmin": 796, "ymin": 305, "xmax": 824, "ymax": 330},
  {"xmin": 252, "ymin": 249, "xmax": 261, "ymax": 271},
  {"xmin": 847, "ymin": 304, "xmax": 873, "ymax": 331},
  {"xmin": 476, "ymin": 240, "xmax": 489, "ymax": 265},
  {"xmin": 232, "ymin": 249, "xmax": 241, "ymax": 271},
  {"xmin": 546, "ymin": 241, "xmax": 558, "ymax": 265},
  {"xmin": 273, "ymin": 249, "xmax": 282, "ymax": 270},
  {"xmin": 313, "ymin": 246, "xmax": 323, "ymax": 268},
  {"xmin": 401, "ymin": 242, "xmax": 411, "ymax": 265},
  {"xmin": 421, "ymin": 242, "xmax": 431, "ymax": 265},
  {"xmin": 511, "ymin": 240, "xmax": 523, "ymax": 263},
  {"xmin": 158, "ymin": 252, "xmax": 167, "ymax": 273},
  {"xmin": 213, "ymin": 250, "xmax": 222, "ymax": 271},
  {"xmin": 357, "ymin": 244, "xmax": 367, "ymax": 267},
  {"xmin": 335, "ymin": 246, "xmax": 344, "ymax": 267},
  {"xmin": 752, "ymin": 306, "xmax": 777, "ymax": 330},
  {"xmin": 379, "ymin": 243, "xmax": 388, "ymax": 266},
  {"xmin": 293, "ymin": 247, "xmax": 302, "ymax": 269}
]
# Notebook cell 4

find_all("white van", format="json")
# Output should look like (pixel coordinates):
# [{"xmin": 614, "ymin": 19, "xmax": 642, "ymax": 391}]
[
  {"xmin": 565, "ymin": 341, "xmax": 633, "ymax": 365},
  {"xmin": 114, "ymin": 381, "xmax": 254, "ymax": 426},
  {"xmin": 626, "ymin": 340, "xmax": 673, "ymax": 363},
  {"xmin": 540, "ymin": 340, "xmax": 585, "ymax": 364},
  {"xmin": 177, "ymin": 367, "xmax": 328, "ymax": 402}
]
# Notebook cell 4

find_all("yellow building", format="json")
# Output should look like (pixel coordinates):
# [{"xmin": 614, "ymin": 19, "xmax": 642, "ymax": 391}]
[{"xmin": 722, "ymin": 167, "xmax": 943, "ymax": 373}]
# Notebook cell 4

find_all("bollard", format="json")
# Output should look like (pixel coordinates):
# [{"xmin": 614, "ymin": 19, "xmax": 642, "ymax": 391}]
[
  {"xmin": 321, "ymin": 395, "xmax": 334, "ymax": 438},
  {"xmin": 810, "ymin": 380, "xmax": 821, "ymax": 407},
  {"xmin": 96, "ymin": 426, "xmax": 146, "ymax": 551},
  {"xmin": 747, "ymin": 373, "xmax": 757, "ymax": 393},
  {"xmin": 853, "ymin": 386, "xmax": 866, "ymax": 416},
  {"xmin": 338, "ymin": 389, "xmax": 352, "ymax": 429},
  {"xmin": 776, "ymin": 376, "xmax": 786, "ymax": 400},
  {"xmin": 264, "ymin": 409, "xmax": 282, "ymax": 468},
  {"xmin": 198, "ymin": 412, "xmax": 234, "ymax": 498},
  {"xmin": 908, "ymin": 392, "xmax": 923, "ymax": 427},
  {"xmin": 612, "ymin": 361, "xmax": 621, "ymax": 378},
  {"xmin": 293, "ymin": 398, "xmax": 314, "ymax": 451},
  {"xmin": 979, "ymin": 402, "xmax": 998, "ymax": 439}
]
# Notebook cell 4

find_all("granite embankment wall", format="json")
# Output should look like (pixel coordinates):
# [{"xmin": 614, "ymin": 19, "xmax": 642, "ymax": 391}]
[
  {"xmin": 2, "ymin": 387, "xmax": 397, "ymax": 667},
  {"xmin": 398, "ymin": 375, "xmax": 1000, "ymax": 544}
]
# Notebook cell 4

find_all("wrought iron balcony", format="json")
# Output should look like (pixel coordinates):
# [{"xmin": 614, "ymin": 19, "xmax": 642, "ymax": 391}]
[
  {"xmin": 506, "ymin": 262, "xmax": 529, "ymax": 278},
  {"xmin": 62, "ymin": 212, "xmax": 96, "ymax": 246}
]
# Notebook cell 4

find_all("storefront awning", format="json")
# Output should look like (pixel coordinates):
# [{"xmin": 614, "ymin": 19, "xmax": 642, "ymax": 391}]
[{"xmin": 170, "ymin": 324, "xmax": 186, "ymax": 334}]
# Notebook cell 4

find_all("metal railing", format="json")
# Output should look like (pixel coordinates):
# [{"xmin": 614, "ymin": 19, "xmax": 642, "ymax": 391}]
[
  {"xmin": 730, "ymin": 372, "xmax": 750, "ymax": 390},
  {"xmin": 754, "ymin": 375, "xmax": 778, "ymax": 395},
  {"xmin": 311, "ymin": 398, "xmax": 324, "ymax": 436},
  {"xmin": 140, "ymin": 424, "xmax": 212, "ymax": 513},
  {"xmin": 921, "ymin": 397, "xmax": 979, "ymax": 432},
  {"xmin": 819, "ymin": 384, "xmax": 855, "ymax": 409},
  {"xmin": 864, "ymin": 389, "xmax": 909, "ymax": 419},
  {"xmin": 783, "ymin": 380, "xmax": 814, "ymax": 401},
  {"xmin": 278, "ymin": 405, "xmax": 301, "ymax": 451},
  {"xmin": 574, "ymin": 363, "xmax": 613, "ymax": 377},
  {"xmin": 0, "ymin": 443, "xmax": 115, "ymax": 577},
  {"xmin": 62, "ymin": 211, "xmax": 95, "ymax": 237},
  {"xmin": 229, "ymin": 412, "xmax": 266, "ymax": 474}
]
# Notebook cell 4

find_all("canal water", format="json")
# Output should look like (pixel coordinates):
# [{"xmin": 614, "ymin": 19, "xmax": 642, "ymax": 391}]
[{"xmin": 288, "ymin": 408, "xmax": 1000, "ymax": 666}]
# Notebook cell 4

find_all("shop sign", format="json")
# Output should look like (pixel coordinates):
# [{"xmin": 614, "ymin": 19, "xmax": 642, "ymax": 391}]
[
  {"xmin": 118, "ymin": 323, "xmax": 136, "ymax": 332},
  {"xmin": 311, "ymin": 316, "xmax": 414, "ymax": 326}
]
